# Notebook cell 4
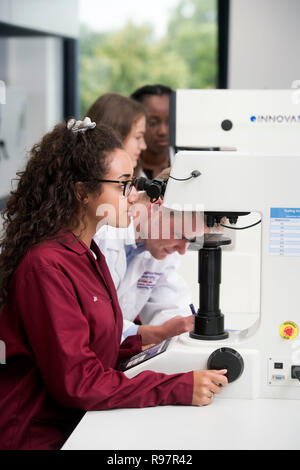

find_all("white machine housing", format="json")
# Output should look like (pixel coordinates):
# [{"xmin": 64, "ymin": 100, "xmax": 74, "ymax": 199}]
[
  {"xmin": 125, "ymin": 90, "xmax": 300, "ymax": 400},
  {"xmin": 170, "ymin": 89, "xmax": 300, "ymax": 153}
]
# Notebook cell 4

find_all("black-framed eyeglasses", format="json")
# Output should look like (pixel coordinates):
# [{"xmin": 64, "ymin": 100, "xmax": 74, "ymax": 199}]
[{"xmin": 96, "ymin": 177, "xmax": 137, "ymax": 197}]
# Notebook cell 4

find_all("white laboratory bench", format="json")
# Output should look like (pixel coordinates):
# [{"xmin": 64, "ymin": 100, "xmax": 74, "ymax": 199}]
[
  {"xmin": 62, "ymin": 314, "xmax": 300, "ymax": 451},
  {"xmin": 62, "ymin": 399, "xmax": 300, "ymax": 450}
]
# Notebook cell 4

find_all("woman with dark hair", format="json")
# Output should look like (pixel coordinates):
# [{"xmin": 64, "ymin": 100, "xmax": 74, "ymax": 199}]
[
  {"xmin": 87, "ymin": 93, "xmax": 147, "ymax": 176},
  {"xmin": 131, "ymin": 84, "xmax": 173, "ymax": 178},
  {"xmin": 0, "ymin": 118, "xmax": 227, "ymax": 450}
]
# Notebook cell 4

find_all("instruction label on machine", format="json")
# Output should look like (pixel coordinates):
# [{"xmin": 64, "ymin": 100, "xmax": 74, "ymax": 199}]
[{"xmin": 270, "ymin": 208, "xmax": 300, "ymax": 256}]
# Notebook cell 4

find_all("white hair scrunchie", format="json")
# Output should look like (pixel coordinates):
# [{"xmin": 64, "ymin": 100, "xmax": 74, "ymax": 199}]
[{"xmin": 67, "ymin": 116, "xmax": 96, "ymax": 134}]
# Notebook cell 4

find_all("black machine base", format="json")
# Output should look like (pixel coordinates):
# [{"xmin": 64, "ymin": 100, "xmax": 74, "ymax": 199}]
[{"xmin": 190, "ymin": 330, "xmax": 229, "ymax": 341}]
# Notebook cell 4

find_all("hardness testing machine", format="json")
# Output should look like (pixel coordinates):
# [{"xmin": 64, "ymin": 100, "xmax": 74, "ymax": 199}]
[{"xmin": 120, "ymin": 90, "xmax": 300, "ymax": 400}]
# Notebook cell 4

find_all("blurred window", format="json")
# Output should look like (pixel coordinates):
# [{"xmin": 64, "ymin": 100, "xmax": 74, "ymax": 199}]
[{"xmin": 79, "ymin": 0, "xmax": 217, "ymax": 115}]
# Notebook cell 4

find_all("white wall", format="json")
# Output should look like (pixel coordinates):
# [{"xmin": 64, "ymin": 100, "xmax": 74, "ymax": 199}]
[
  {"xmin": 0, "ymin": 37, "xmax": 64, "ymax": 202},
  {"xmin": 0, "ymin": 0, "xmax": 79, "ymax": 176},
  {"xmin": 0, "ymin": 0, "xmax": 79, "ymax": 235},
  {"xmin": 7, "ymin": 37, "xmax": 64, "ymax": 150},
  {"xmin": 228, "ymin": 0, "xmax": 300, "ymax": 89},
  {"xmin": 0, "ymin": 0, "xmax": 79, "ymax": 38}
]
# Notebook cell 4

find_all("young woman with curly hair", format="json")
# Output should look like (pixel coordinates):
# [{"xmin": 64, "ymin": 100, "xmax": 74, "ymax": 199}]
[{"xmin": 0, "ymin": 118, "xmax": 227, "ymax": 450}]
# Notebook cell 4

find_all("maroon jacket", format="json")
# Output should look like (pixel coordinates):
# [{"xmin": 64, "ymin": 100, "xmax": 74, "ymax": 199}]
[{"xmin": 0, "ymin": 232, "xmax": 193, "ymax": 450}]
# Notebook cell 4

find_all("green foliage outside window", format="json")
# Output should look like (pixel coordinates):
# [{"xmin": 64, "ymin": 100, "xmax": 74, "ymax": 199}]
[{"xmin": 80, "ymin": 0, "xmax": 217, "ymax": 116}]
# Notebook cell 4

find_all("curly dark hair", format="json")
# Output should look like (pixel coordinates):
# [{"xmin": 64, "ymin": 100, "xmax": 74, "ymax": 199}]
[{"xmin": 0, "ymin": 121, "xmax": 123, "ymax": 309}]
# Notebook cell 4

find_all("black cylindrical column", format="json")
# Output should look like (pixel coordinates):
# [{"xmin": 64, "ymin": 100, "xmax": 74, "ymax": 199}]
[
  {"xmin": 190, "ymin": 236, "xmax": 230, "ymax": 341},
  {"xmin": 199, "ymin": 247, "xmax": 221, "ymax": 315}
]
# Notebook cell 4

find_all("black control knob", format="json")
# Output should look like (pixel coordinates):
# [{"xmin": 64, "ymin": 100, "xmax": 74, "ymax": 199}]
[
  {"xmin": 207, "ymin": 347, "xmax": 244, "ymax": 383},
  {"xmin": 221, "ymin": 119, "xmax": 233, "ymax": 131}
]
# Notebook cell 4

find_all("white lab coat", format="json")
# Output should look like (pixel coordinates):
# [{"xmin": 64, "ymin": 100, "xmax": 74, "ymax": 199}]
[{"xmin": 93, "ymin": 223, "xmax": 192, "ymax": 341}]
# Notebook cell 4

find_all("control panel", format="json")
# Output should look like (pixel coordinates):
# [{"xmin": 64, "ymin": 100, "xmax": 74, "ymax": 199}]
[{"xmin": 268, "ymin": 357, "xmax": 300, "ymax": 387}]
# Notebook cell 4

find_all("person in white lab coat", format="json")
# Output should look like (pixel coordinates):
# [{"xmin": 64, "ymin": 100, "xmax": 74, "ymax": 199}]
[
  {"xmin": 94, "ymin": 198, "xmax": 203, "ymax": 345},
  {"xmin": 87, "ymin": 93, "xmax": 199, "ymax": 345}
]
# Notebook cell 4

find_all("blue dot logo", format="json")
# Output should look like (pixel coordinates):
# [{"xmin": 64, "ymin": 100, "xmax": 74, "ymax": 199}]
[{"xmin": 250, "ymin": 116, "xmax": 256, "ymax": 122}]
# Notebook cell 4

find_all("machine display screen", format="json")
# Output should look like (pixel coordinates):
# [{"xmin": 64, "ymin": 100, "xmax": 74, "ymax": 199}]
[{"xmin": 118, "ymin": 339, "xmax": 171, "ymax": 371}]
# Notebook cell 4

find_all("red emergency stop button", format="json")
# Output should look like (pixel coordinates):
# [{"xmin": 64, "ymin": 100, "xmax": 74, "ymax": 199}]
[
  {"xmin": 284, "ymin": 327, "xmax": 294, "ymax": 337},
  {"xmin": 279, "ymin": 322, "xmax": 299, "ymax": 340}
]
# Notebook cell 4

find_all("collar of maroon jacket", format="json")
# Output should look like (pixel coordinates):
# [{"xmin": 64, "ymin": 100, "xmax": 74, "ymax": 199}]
[
  {"xmin": 55, "ymin": 230, "xmax": 113, "ymax": 296},
  {"xmin": 55, "ymin": 230, "xmax": 95, "ymax": 255}
]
